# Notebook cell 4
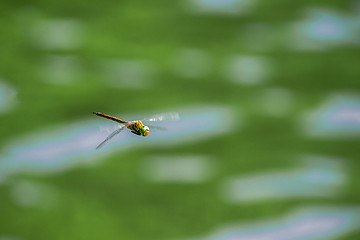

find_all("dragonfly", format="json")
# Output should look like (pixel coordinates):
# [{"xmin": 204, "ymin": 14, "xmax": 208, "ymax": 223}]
[{"xmin": 93, "ymin": 111, "xmax": 179, "ymax": 149}]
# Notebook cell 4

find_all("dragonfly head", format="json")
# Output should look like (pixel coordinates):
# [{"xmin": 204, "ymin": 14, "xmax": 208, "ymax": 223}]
[{"xmin": 140, "ymin": 126, "xmax": 150, "ymax": 136}]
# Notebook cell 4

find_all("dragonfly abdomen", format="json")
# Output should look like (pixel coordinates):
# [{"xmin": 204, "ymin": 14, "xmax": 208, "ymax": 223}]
[{"xmin": 93, "ymin": 112, "xmax": 128, "ymax": 124}]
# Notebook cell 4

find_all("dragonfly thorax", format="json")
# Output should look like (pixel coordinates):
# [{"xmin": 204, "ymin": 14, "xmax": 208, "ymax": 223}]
[{"xmin": 127, "ymin": 121, "xmax": 150, "ymax": 136}]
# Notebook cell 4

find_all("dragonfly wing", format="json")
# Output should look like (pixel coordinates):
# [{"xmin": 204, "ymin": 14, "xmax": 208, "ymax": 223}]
[
  {"xmin": 96, "ymin": 125, "xmax": 126, "ymax": 149},
  {"xmin": 147, "ymin": 124, "xmax": 167, "ymax": 131},
  {"xmin": 141, "ymin": 112, "xmax": 180, "ymax": 122}
]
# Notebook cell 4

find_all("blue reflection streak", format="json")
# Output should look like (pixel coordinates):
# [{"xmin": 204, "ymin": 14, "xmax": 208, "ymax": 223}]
[
  {"xmin": 303, "ymin": 12, "xmax": 351, "ymax": 42},
  {"xmin": 189, "ymin": 207, "xmax": 360, "ymax": 240},
  {"xmin": 304, "ymin": 95, "xmax": 360, "ymax": 137},
  {"xmin": 189, "ymin": 0, "xmax": 253, "ymax": 15},
  {"xmin": 0, "ymin": 106, "xmax": 235, "ymax": 182},
  {"xmin": 294, "ymin": 8, "xmax": 360, "ymax": 49},
  {"xmin": 222, "ymin": 156, "xmax": 345, "ymax": 202}
]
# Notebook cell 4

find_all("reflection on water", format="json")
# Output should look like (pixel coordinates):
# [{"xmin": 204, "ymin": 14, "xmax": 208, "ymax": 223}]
[
  {"xmin": 0, "ymin": 80, "xmax": 17, "ymax": 114},
  {"xmin": 301, "ymin": 94, "xmax": 360, "ymax": 138},
  {"xmin": 141, "ymin": 155, "xmax": 214, "ymax": 183},
  {"xmin": 10, "ymin": 180, "xmax": 57, "ymax": 209},
  {"xmin": 291, "ymin": 8, "xmax": 360, "ymax": 50},
  {"xmin": 0, "ymin": 105, "xmax": 235, "ymax": 183},
  {"xmin": 185, "ymin": 0, "xmax": 255, "ymax": 16},
  {"xmin": 182, "ymin": 206, "xmax": 360, "ymax": 240},
  {"xmin": 173, "ymin": 49, "xmax": 212, "ymax": 79},
  {"xmin": 100, "ymin": 59, "xmax": 156, "ymax": 89},
  {"xmin": 221, "ymin": 156, "xmax": 345, "ymax": 202},
  {"xmin": 30, "ymin": 19, "xmax": 85, "ymax": 50},
  {"xmin": 41, "ymin": 55, "xmax": 84, "ymax": 85},
  {"xmin": 225, "ymin": 55, "xmax": 272, "ymax": 86}
]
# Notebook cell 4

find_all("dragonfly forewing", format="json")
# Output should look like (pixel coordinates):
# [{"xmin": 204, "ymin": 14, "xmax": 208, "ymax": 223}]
[
  {"xmin": 146, "ymin": 124, "xmax": 167, "ymax": 131},
  {"xmin": 141, "ymin": 112, "xmax": 180, "ymax": 122},
  {"xmin": 96, "ymin": 125, "xmax": 126, "ymax": 149}
]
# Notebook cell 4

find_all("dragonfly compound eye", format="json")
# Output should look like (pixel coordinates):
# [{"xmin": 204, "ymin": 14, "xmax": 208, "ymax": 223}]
[{"xmin": 141, "ymin": 126, "xmax": 150, "ymax": 136}]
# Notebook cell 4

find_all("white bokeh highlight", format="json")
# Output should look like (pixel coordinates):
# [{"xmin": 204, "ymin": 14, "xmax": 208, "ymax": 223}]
[
  {"xmin": 141, "ymin": 155, "xmax": 214, "ymax": 183},
  {"xmin": 225, "ymin": 55, "xmax": 273, "ymax": 85}
]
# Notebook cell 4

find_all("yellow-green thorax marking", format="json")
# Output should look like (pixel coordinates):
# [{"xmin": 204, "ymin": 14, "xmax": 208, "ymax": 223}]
[{"xmin": 127, "ymin": 121, "xmax": 150, "ymax": 136}]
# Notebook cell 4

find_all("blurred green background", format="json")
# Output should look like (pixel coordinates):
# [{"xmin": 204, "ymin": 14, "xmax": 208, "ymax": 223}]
[{"xmin": 1, "ymin": 0, "xmax": 360, "ymax": 239}]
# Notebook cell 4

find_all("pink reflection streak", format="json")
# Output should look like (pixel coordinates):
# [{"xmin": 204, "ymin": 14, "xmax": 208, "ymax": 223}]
[{"xmin": 333, "ymin": 107, "xmax": 360, "ymax": 124}]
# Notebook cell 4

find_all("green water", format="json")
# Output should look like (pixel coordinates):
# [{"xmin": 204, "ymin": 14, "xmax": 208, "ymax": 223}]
[{"xmin": 0, "ymin": 0, "xmax": 360, "ymax": 239}]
